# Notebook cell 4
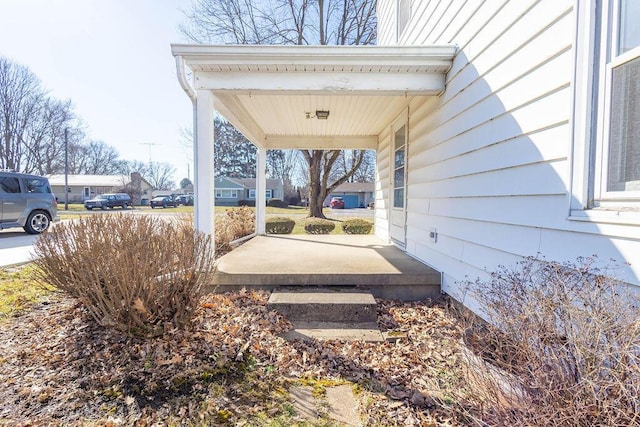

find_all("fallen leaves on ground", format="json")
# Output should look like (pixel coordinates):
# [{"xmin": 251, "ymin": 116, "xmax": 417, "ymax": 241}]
[{"xmin": 0, "ymin": 287, "xmax": 473, "ymax": 426}]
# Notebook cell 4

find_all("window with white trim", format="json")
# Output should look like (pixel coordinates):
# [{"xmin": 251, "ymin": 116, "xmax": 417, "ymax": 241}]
[
  {"xmin": 215, "ymin": 189, "xmax": 238, "ymax": 198},
  {"xmin": 393, "ymin": 124, "xmax": 406, "ymax": 209},
  {"xmin": 595, "ymin": 0, "xmax": 640, "ymax": 204},
  {"xmin": 248, "ymin": 189, "xmax": 273, "ymax": 199}
]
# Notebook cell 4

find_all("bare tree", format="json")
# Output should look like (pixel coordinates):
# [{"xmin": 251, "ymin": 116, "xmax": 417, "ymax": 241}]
[
  {"xmin": 330, "ymin": 149, "xmax": 374, "ymax": 183},
  {"xmin": 181, "ymin": 0, "xmax": 377, "ymax": 217},
  {"xmin": 0, "ymin": 56, "xmax": 87, "ymax": 175},
  {"xmin": 267, "ymin": 149, "xmax": 301, "ymax": 201},
  {"xmin": 145, "ymin": 161, "xmax": 176, "ymax": 190}
]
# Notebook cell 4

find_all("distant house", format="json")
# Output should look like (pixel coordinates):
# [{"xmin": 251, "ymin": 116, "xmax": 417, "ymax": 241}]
[
  {"xmin": 325, "ymin": 182, "xmax": 374, "ymax": 208},
  {"xmin": 47, "ymin": 173, "xmax": 152, "ymax": 205},
  {"xmin": 214, "ymin": 177, "xmax": 284, "ymax": 206}
]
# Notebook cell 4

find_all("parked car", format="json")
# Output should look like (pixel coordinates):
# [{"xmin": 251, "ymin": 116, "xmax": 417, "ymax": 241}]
[
  {"xmin": 84, "ymin": 193, "xmax": 132, "ymax": 210},
  {"xmin": 0, "ymin": 171, "xmax": 58, "ymax": 234},
  {"xmin": 330, "ymin": 196, "xmax": 345, "ymax": 209},
  {"xmin": 150, "ymin": 196, "xmax": 178, "ymax": 209},
  {"xmin": 176, "ymin": 194, "xmax": 194, "ymax": 206}
]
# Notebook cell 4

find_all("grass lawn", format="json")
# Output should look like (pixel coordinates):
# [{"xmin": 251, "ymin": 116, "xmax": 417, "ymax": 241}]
[{"xmin": 0, "ymin": 266, "xmax": 51, "ymax": 323}]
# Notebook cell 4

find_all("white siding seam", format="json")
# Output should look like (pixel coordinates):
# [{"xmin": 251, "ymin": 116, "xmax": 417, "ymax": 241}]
[
  {"xmin": 409, "ymin": 157, "xmax": 569, "ymax": 185},
  {"xmin": 420, "ymin": 1, "xmax": 456, "ymax": 43},
  {"xmin": 446, "ymin": 1, "xmax": 569, "ymax": 87},
  {"xmin": 430, "ymin": 0, "xmax": 469, "ymax": 43},
  {"xmin": 451, "ymin": 0, "xmax": 511, "ymax": 53},
  {"xmin": 402, "ymin": 0, "xmax": 439, "ymax": 45},
  {"xmin": 446, "ymin": 0, "xmax": 486, "ymax": 44},
  {"xmin": 413, "ymin": 120, "xmax": 569, "ymax": 168},
  {"xmin": 448, "ymin": 0, "xmax": 531, "ymax": 76},
  {"xmin": 435, "ymin": 46, "xmax": 572, "ymax": 135},
  {"xmin": 419, "ymin": 83, "xmax": 570, "ymax": 153}
]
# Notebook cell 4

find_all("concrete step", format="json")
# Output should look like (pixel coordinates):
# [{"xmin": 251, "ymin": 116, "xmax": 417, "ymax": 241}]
[
  {"xmin": 282, "ymin": 322, "xmax": 384, "ymax": 342},
  {"xmin": 267, "ymin": 288, "xmax": 377, "ymax": 323}
]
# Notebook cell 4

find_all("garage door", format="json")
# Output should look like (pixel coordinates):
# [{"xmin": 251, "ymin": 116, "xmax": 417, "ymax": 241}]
[{"xmin": 340, "ymin": 195, "xmax": 359, "ymax": 208}]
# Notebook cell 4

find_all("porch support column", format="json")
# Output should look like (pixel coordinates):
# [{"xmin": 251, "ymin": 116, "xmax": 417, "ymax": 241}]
[
  {"xmin": 256, "ymin": 147, "xmax": 267, "ymax": 235},
  {"xmin": 194, "ymin": 89, "xmax": 215, "ymax": 236}
]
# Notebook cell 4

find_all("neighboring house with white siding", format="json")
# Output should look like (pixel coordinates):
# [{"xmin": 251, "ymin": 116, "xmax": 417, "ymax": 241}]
[{"xmin": 172, "ymin": 0, "xmax": 640, "ymax": 308}]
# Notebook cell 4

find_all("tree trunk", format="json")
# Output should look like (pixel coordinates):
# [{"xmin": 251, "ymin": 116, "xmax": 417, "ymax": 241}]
[{"xmin": 305, "ymin": 150, "xmax": 326, "ymax": 218}]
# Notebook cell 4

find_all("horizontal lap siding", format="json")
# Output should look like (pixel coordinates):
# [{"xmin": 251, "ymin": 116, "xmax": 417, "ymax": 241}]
[{"xmin": 394, "ymin": 0, "xmax": 588, "ymax": 295}]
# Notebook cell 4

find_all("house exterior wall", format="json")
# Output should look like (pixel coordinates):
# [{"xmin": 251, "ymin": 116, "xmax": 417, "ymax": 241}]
[{"xmin": 374, "ymin": 0, "xmax": 640, "ymax": 299}]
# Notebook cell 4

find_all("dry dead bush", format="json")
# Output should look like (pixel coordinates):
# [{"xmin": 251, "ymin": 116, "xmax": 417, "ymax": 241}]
[
  {"xmin": 33, "ymin": 214, "xmax": 215, "ymax": 337},
  {"xmin": 214, "ymin": 206, "xmax": 255, "ymax": 255},
  {"xmin": 458, "ymin": 257, "xmax": 640, "ymax": 426}
]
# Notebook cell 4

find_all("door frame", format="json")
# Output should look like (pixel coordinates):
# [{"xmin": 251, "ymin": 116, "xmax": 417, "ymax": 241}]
[{"xmin": 389, "ymin": 109, "xmax": 409, "ymax": 248}]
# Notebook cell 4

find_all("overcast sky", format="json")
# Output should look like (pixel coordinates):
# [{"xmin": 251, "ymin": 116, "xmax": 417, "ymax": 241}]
[{"xmin": 0, "ymin": 0, "xmax": 195, "ymax": 183}]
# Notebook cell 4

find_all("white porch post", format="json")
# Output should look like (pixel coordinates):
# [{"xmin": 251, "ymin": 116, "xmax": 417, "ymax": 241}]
[
  {"xmin": 194, "ymin": 89, "xmax": 215, "ymax": 236},
  {"xmin": 256, "ymin": 147, "xmax": 267, "ymax": 235}
]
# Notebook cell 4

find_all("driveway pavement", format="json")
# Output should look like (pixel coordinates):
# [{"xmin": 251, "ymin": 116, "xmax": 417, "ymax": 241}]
[{"xmin": 0, "ymin": 229, "xmax": 39, "ymax": 267}]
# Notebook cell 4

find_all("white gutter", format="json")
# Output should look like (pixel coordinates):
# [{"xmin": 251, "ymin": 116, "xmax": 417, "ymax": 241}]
[{"xmin": 174, "ymin": 55, "xmax": 196, "ymax": 102}]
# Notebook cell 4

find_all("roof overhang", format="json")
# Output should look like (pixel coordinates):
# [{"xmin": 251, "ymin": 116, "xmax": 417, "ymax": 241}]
[{"xmin": 172, "ymin": 44, "xmax": 457, "ymax": 149}]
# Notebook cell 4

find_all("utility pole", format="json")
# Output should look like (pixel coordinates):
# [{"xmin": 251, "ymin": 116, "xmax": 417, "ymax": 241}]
[
  {"xmin": 140, "ymin": 142, "xmax": 158, "ymax": 163},
  {"xmin": 64, "ymin": 128, "xmax": 69, "ymax": 211}
]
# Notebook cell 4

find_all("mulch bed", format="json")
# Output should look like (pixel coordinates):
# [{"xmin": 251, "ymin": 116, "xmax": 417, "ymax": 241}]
[{"xmin": 0, "ymin": 290, "xmax": 470, "ymax": 426}]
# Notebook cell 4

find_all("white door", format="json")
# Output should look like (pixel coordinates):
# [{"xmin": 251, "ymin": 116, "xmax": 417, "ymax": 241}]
[{"xmin": 390, "ymin": 115, "xmax": 408, "ymax": 248}]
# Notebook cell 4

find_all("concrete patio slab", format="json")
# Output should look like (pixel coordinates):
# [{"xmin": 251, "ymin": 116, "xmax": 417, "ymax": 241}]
[{"xmin": 211, "ymin": 235, "xmax": 441, "ymax": 301}]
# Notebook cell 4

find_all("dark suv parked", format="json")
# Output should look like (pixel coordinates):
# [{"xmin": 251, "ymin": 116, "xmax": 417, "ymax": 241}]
[
  {"xmin": 0, "ymin": 171, "xmax": 58, "ymax": 234},
  {"xmin": 84, "ymin": 193, "xmax": 132, "ymax": 210}
]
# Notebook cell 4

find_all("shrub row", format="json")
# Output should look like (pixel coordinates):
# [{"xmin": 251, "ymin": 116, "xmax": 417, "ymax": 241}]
[
  {"xmin": 264, "ymin": 217, "xmax": 373, "ymax": 235},
  {"xmin": 341, "ymin": 218, "xmax": 372, "ymax": 234},
  {"xmin": 265, "ymin": 217, "xmax": 295, "ymax": 234},
  {"xmin": 237, "ymin": 198, "xmax": 289, "ymax": 208}
]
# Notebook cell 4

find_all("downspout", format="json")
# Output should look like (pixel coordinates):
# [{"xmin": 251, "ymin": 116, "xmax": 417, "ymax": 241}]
[{"xmin": 174, "ymin": 55, "xmax": 200, "ymax": 226}]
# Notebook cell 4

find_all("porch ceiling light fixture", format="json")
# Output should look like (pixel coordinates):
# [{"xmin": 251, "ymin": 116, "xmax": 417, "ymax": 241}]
[{"xmin": 315, "ymin": 110, "xmax": 330, "ymax": 120}]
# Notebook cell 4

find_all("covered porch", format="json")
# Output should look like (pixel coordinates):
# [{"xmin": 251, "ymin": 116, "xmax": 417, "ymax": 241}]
[
  {"xmin": 210, "ymin": 234, "xmax": 441, "ymax": 301},
  {"xmin": 171, "ymin": 44, "xmax": 457, "ymax": 239},
  {"xmin": 171, "ymin": 44, "xmax": 455, "ymax": 298}
]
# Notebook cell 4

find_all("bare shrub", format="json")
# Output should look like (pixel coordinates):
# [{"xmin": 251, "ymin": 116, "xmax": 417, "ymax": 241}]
[
  {"xmin": 215, "ymin": 206, "xmax": 255, "ymax": 255},
  {"xmin": 457, "ymin": 257, "xmax": 640, "ymax": 426},
  {"xmin": 33, "ymin": 214, "xmax": 216, "ymax": 337}
]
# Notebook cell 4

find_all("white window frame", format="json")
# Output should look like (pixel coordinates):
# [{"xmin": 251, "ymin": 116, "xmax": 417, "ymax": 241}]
[
  {"xmin": 594, "ymin": 0, "xmax": 640, "ymax": 205},
  {"xmin": 249, "ymin": 189, "xmax": 272, "ymax": 199},
  {"xmin": 570, "ymin": 0, "xmax": 640, "ymax": 224},
  {"xmin": 215, "ymin": 189, "xmax": 238, "ymax": 199}
]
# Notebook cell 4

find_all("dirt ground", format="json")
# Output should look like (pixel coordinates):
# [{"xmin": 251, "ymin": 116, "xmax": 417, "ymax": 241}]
[{"xmin": 0, "ymin": 289, "xmax": 472, "ymax": 426}]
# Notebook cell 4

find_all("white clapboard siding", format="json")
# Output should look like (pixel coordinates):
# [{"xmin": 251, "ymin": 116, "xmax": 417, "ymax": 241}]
[{"xmin": 374, "ymin": 0, "xmax": 640, "ymax": 298}]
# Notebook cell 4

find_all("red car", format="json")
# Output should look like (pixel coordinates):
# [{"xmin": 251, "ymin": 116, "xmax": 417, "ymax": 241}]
[{"xmin": 330, "ymin": 197, "xmax": 345, "ymax": 209}]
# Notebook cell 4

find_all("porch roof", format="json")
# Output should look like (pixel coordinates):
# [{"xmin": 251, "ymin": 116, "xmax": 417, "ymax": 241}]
[{"xmin": 171, "ymin": 44, "xmax": 457, "ymax": 150}]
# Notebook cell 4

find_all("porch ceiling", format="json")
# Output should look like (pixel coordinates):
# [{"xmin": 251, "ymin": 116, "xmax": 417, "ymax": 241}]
[{"xmin": 172, "ymin": 44, "xmax": 457, "ymax": 149}]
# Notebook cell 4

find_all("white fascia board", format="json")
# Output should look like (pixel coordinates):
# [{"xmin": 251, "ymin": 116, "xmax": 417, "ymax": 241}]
[
  {"xmin": 170, "ymin": 44, "xmax": 458, "ymax": 69},
  {"xmin": 212, "ymin": 93, "xmax": 267, "ymax": 149},
  {"xmin": 265, "ymin": 135, "xmax": 378, "ymax": 150},
  {"xmin": 197, "ymin": 71, "xmax": 445, "ymax": 95}
]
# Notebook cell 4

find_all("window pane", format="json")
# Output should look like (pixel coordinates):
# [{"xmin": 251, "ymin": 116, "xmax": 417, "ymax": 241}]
[
  {"xmin": 619, "ymin": 0, "xmax": 640, "ymax": 54},
  {"xmin": 607, "ymin": 56, "xmax": 640, "ymax": 191},
  {"xmin": 394, "ymin": 148, "xmax": 405, "ymax": 168},
  {"xmin": 393, "ymin": 188, "xmax": 404, "ymax": 208},
  {"xmin": 394, "ymin": 125, "xmax": 405, "ymax": 150},
  {"xmin": 0, "ymin": 177, "xmax": 20, "ymax": 193},
  {"xmin": 394, "ymin": 167, "xmax": 405, "ymax": 188}
]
